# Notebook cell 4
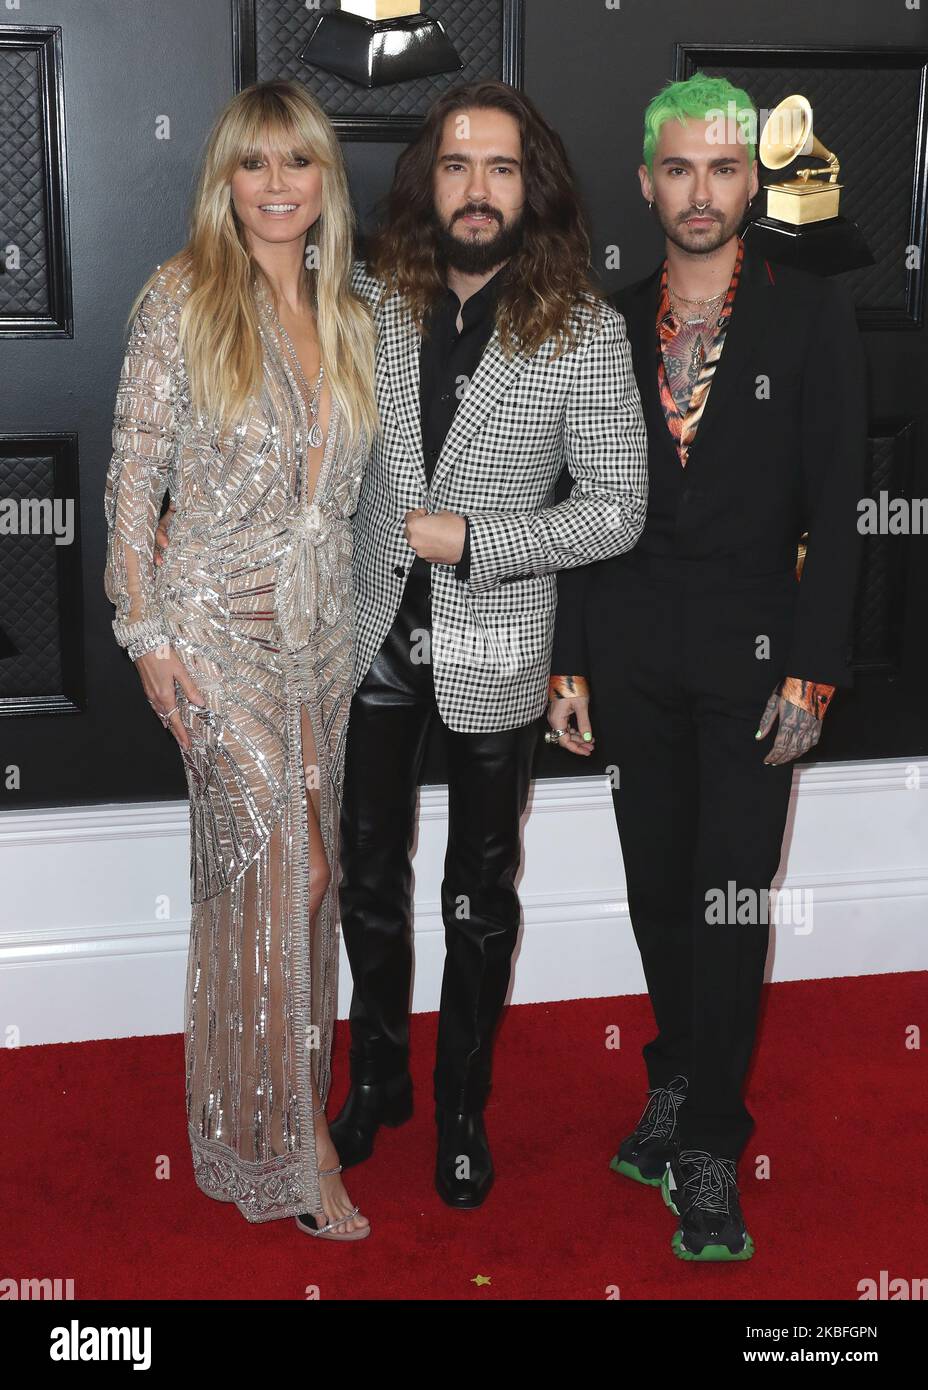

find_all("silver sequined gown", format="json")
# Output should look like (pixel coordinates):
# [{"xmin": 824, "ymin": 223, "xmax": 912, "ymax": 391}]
[{"xmin": 103, "ymin": 259, "xmax": 368, "ymax": 1222}]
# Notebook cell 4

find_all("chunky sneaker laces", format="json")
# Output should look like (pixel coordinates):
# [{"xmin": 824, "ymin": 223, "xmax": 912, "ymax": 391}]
[
  {"xmin": 674, "ymin": 1149, "xmax": 736, "ymax": 1217},
  {"xmin": 662, "ymin": 1147, "xmax": 755, "ymax": 1261},
  {"xmin": 633, "ymin": 1075, "xmax": 688, "ymax": 1146},
  {"xmin": 611, "ymin": 1075, "xmax": 688, "ymax": 1186}
]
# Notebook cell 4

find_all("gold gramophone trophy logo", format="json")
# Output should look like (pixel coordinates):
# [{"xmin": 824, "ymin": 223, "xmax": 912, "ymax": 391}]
[
  {"xmin": 760, "ymin": 94, "xmax": 841, "ymax": 224},
  {"xmin": 301, "ymin": 1, "xmax": 464, "ymax": 88},
  {"xmin": 344, "ymin": 0, "xmax": 424, "ymax": 14},
  {"xmin": 744, "ymin": 92, "xmax": 873, "ymax": 273}
]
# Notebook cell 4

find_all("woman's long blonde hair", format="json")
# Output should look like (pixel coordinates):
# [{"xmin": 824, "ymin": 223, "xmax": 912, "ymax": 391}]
[{"xmin": 127, "ymin": 80, "xmax": 377, "ymax": 444}]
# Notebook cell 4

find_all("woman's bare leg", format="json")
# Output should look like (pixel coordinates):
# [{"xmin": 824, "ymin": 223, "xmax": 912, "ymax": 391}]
[{"xmin": 300, "ymin": 702, "xmax": 369, "ymax": 1235}]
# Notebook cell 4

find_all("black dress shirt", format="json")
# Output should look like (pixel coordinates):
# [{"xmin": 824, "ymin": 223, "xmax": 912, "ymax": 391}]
[{"xmin": 411, "ymin": 262, "xmax": 510, "ymax": 582}]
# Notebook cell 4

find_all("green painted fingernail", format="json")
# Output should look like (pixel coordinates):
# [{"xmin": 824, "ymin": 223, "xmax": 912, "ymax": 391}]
[{"xmin": 583, "ymin": 732, "xmax": 592, "ymax": 742}]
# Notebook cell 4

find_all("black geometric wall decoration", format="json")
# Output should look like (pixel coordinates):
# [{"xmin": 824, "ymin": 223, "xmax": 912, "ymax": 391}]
[
  {"xmin": 0, "ymin": 24, "xmax": 73, "ymax": 336},
  {"xmin": 851, "ymin": 420, "xmax": 916, "ymax": 675},
  {"xmin": 232, "ymin": 0, "xmax": 525, "ymax": 140},
  {"xmin": 0, "ymin": 435, "xmax": 84, "ymax": 716},
  {"xmin": 675, "ymin": 45, "xmax": 928, "ymax": 329}
]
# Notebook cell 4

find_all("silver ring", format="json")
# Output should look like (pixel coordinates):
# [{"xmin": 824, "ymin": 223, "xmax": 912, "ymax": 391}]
[{"xmin": 544, "ymin": 728, "xmax": 564, "ymax": 744}]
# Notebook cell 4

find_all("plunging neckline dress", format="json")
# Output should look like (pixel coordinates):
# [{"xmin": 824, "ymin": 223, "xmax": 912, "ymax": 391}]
[{"xmin": 103, "ymin": 258, "xmax": 369, "ymax": 1221}]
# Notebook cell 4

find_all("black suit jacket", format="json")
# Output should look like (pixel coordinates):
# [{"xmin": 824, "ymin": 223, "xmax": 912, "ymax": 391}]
[{"xmin": 551, "ymin": 243, "xmax": 868, "ymax": 689}]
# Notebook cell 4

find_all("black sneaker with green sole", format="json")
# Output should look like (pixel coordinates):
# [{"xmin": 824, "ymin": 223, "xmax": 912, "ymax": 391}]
[
  {"xmin": 609, "ymin": 1075, "xmax": 688, "ymax": 1187},
  {"xmin": 661, "ymin": 1148, "xmax": 755, "ymax": 1261}
]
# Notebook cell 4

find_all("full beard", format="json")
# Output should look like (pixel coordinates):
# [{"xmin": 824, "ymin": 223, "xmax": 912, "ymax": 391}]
[{"xmin": 433, "ymin": 206, "xmax": 526, "ymax": 275}]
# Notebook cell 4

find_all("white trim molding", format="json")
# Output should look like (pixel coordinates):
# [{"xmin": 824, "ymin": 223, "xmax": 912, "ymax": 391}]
[{"xmin": 1, "ymin": 758, "xmax": 926, "ymax": 1046}]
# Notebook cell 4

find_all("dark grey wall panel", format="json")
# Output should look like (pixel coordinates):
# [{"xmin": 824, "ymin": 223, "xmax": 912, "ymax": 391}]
[
  {"xmin": 1, "ymin": 0, "xmax": 926, "ymax": 805},
  {"xmin": 2, "ymin": 0, "xmax": 233, "ymax": 806}
]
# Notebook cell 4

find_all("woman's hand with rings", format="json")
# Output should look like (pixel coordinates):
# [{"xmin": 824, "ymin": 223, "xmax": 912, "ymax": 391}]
[
  {"xmin": 135, "ymin": 643, "xmax": 206, "ymax": 752},
  {"xmin": 545, "ymin": 695, "xmax": 595, "ymax": 757}
]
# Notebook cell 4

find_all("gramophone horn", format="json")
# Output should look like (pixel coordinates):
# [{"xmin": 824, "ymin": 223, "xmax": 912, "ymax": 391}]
[{"xmin": 759, "ymin": 94, "xmax": 839, "ymax": 181}]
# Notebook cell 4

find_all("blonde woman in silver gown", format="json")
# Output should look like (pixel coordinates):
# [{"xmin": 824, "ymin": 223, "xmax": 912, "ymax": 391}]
[{"xmin": 103, "ymin": 82, "xmax": 376, "ymax": 1237}]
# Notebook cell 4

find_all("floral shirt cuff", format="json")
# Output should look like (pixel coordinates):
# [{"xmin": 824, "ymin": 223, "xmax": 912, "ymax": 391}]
[
  {"xmin": 779, "ymin": 676, "xmax": 836, "ymax": 721},
  {"xmin": 548, "ymin": 675, "xmax": 590, "ymax": 699}
]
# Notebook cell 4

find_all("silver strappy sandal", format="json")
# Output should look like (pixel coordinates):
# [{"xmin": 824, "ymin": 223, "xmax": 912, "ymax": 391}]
[{"xmin": 294, "ymin": 1106, "xmax": 371, "ymax": 1241}]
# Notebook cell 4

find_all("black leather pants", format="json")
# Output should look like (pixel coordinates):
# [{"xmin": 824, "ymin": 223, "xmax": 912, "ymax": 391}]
[{"xmin": 339, "ymin": 564, "xmax": 540, "ymax": 1111}]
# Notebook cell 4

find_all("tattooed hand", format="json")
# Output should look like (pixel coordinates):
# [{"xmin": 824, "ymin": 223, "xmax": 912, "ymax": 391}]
[{"xmin": 755, "ymin": 685, "xmax": 822, "ymax": 765}]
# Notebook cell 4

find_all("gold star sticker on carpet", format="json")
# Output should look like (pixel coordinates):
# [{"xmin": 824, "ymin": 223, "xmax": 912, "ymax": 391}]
[{"xmin": 471, "ymin": 1274, "xmax": 491, "ymax": 1287}]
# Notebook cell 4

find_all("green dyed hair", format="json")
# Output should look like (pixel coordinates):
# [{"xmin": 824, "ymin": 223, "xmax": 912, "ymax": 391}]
[{"xmin": 643, "ymin": 72, "xmax": 757, "ymax": 176}]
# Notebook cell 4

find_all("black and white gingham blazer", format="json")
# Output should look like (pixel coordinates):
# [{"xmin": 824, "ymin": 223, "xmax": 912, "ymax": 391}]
[{"xmin": 349, "ymin": 260, "xmax": 648, "ymax": 733}]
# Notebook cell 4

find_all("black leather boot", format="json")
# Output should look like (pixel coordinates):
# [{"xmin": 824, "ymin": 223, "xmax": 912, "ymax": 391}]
[
  {"xmin": 328, "ymin": 1073, "xmax": 413, "ymax": 1169},
  {"xmin": 434, "ymin": 1106, "xmax": 494, "ymax": 1208}
]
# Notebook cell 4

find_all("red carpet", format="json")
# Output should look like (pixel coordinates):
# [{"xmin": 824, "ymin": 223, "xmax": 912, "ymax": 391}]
[{"xmin": 4, "ymin": 973, "xmax": 925, "ymax": 1300}]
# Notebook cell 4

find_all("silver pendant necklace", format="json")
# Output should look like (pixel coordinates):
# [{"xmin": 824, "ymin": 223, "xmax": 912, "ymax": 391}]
[
  {"xmin": 276, "ymin": 317, "xmax": 326, "ymax": 449},
  {"xmin": 305, "ymin": 364, "xmax": 325, "ymax": 450}
]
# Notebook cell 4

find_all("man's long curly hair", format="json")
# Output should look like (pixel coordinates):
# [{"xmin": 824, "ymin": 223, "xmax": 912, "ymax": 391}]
[{"xmin": 367, "ymin": 79, "xmax": 603, "ymax": 360}]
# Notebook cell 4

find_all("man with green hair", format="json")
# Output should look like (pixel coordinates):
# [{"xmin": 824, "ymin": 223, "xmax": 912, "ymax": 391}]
[{"xmin": 547, "ymin": 72, "xmax": 867, "ymax": 1260}]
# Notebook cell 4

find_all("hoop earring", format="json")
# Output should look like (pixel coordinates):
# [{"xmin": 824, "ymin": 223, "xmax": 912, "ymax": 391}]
[{"xmin": 647, "ymin": 201, "xmax": 653, "ymax": 210}]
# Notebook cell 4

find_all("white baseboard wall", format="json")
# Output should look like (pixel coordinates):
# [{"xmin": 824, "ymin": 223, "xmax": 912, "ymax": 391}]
[{"xmin": 1, "ymin": 758, "xmax": 926, "ymax": 1047}]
